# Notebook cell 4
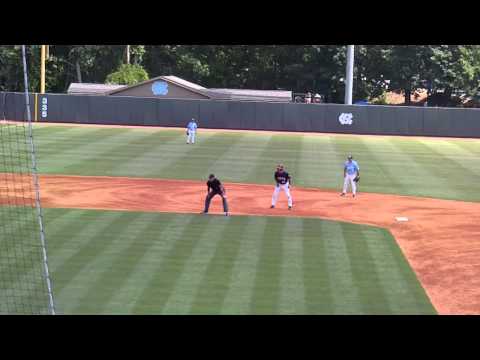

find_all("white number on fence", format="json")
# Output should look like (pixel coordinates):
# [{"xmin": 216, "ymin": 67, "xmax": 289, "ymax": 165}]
[{"xmin": 41, "ymin": 97, "xmax": 48, "ymax": 118}]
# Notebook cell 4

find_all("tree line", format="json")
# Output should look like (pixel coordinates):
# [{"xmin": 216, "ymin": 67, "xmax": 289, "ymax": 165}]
[{"xmin": 1, "ymin": 45, "xmax": 479, "ymax": 106}]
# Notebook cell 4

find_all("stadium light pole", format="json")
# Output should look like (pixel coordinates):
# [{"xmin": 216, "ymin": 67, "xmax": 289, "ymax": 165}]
[{"xmin": 344, "ymin": 45, "xmax": 354, "ymax": 105}]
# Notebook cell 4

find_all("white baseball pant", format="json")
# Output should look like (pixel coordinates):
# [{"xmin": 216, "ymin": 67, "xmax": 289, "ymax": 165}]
[
  {"xmin": 187, "ymin": 131, "xmax": 196, "ymax": 144},
  {"xmin": 343, "ymin": 174, "xmax": 357, "ymax": 195},
  {"xmin": 272, "ymin": 183, "xmax": 293, "ymax": 207}
]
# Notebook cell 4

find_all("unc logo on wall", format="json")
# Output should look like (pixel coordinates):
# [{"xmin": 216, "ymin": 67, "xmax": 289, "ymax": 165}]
[
  {"xmin": 152, "ymin": 81, "xmax": 169, "ymax": 96},
  {"xmin": 338, "ymin": 113, "xmax": 353, "ymax": 125}
]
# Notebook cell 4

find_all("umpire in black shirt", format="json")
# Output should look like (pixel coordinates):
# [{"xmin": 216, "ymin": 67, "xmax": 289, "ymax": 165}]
[{"xmin": 203, "ymin": 174, "xmax": 229, "ymax": 216}]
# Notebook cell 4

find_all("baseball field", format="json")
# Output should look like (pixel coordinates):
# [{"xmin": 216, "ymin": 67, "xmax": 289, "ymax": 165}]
[{"xmin": 20, "ymin": 123, "xmax": 480, "ymax": 314}]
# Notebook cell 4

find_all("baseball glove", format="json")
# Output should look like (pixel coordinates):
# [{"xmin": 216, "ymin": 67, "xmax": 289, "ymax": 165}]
[
  {"xmin": 186, "ymin": 130, "xmax": 189, "ymax": 135},
  {"xmin": 353, "ymin": 175, "xmax": 360, "ymax": 183}
]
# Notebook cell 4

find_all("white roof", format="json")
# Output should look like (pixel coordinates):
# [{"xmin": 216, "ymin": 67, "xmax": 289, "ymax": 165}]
[
  {"xmin": 68, "ymin": 83, "xmax": 126, "ymax": 95},
  {"xmin": 206, "ymin": 88, "xmax": 292, "ymax": 102},
  {"xmin": 209, "ymin": 88, "xmax": 291, "ymax": 96},
  {"xmin": 161, "ymin": 76, "xmax": 206, "ymax": 90}
]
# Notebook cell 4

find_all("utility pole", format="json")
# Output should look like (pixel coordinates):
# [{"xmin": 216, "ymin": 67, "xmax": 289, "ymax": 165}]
[
  {"xmin": 40, "ymin": 45, "xmax": 46, "ymax": 94},
  {"xmin": 344, "ymin": 45, "xmax": 354, "ymax": 105},
  {"xmin": 126, "ymin": 45, "xmax": 130, "ymax": 64},
  {"xmin": 75, "ymin": 61, "xmax": 82, "ymax": 83}
]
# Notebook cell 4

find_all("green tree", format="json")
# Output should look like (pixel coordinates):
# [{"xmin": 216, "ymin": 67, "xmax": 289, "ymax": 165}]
[
  {"xmin": 105, "ymin": 63, "xmax": 149, "ymax": 85},
  {"xmin": 0, "ymin": 45, "xmax": 24, "ymax": 91},
  {"xmin": 425, "ymin": 45, "xmax": 480, "ymax": 104},
  {"xmin": 353, "ymin": 45, "xmax": 391, "ymax": 101},
  {"xmin": 381, "ymin": 45, "xmax": 430, "ymax": 105}
]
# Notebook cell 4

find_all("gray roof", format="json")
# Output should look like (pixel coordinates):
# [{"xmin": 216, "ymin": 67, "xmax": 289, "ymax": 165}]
[
  {"xmin": 106, "ymin": 75, "xmax": 208, "ymax": 97},
  {"xmin": 68, "ymin": 76, "xmax": 293, "ymax": 102},
  {"xmin": 67, "ymin": 83, "xmax": 126, "ymax": 95}
]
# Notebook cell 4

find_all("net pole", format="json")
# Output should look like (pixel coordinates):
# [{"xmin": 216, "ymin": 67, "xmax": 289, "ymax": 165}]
[{"xmin": 21, "ymin": 45, "xmax": 56, "ymax": 315}]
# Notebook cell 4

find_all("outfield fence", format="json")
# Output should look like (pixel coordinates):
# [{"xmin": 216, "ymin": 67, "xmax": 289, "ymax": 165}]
[{"xmin": 2, "ymin": 91, "xmax": 480, "ymax": 137}]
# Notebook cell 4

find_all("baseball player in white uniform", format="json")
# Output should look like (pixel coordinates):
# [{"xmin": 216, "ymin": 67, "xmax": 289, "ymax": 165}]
[
  {"xmin": 186, "ymin": 118, "xmax": 198, "ymax": 144},
  {"xmin": 271, "ymin": 164, "xmax": 293, "ymax": 209},
  {"xmin": 341, "ymin": 155, "xmax": 360, "ymax": 197}
]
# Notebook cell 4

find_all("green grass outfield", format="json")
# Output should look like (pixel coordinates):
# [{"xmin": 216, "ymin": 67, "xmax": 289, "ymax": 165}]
[
  {"xmin": 33, "ymin": 125, "xmax": 480, "ymax": 202},
  {"xmin": 44, "ymin": 209, "xmax": 435, "ymax": 315},
  {"xmin": 24, "ymin": 124, "xmax": 479, "ymax": 314}
]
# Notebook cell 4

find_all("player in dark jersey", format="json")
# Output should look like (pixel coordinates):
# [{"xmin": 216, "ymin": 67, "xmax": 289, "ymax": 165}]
[
  {"xmin": 203, "ymin": 174, "xmax": 229, "ymax": 216},
  {"xmin": 271, "ymin": 164, "xmax": 293, "ymax": 209}
]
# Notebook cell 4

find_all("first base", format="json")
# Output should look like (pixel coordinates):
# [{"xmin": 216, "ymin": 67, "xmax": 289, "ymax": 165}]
[{"xmin": 395, "ymin": 217, "xmax": 409, "ymax": 222}]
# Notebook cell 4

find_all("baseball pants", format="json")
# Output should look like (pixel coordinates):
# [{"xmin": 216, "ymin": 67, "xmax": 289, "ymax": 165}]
[
  {"xmin": 272, "ymin": 183, "xmax": 293, "ymax": 207},
  {"xmin": 343, "ymin": 174, "xmax": 357, "ymax": 195},
  {"xmin": 187, "ymin": 131, "xmax": 196, "ymax": 144},
  {"xmin": 204, "ymin": 191, "xmax": 229, "ymax": 213}
]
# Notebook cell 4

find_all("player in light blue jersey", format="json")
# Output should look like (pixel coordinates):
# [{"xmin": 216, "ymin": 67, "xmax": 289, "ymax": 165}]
[
  {"xmin": 186, "ymin": 118, "xmax": 198, "ymax": 144},
  {"xmin": 340, "ymin": 155, "xmax": 360, "ymax": 197}
]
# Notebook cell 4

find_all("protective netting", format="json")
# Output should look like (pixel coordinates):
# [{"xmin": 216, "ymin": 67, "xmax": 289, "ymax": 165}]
[{"xmin": 0, "ymin": 91, "xmax": 54, "ymax": 314}]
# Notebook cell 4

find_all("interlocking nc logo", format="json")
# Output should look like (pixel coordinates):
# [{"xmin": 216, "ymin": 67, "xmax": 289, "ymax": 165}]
[{"xmin": 338, "ymin": 113, "xmax": 353, "ymax": 125}]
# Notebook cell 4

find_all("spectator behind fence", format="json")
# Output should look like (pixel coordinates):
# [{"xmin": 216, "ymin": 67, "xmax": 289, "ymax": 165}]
[
  {"xmin": 305, "ymin": 92, "xmax": 312, "ymax": 104},
  {"xmin": 313, "ymin": 94, "xmax": 322, "ymax": 103}
]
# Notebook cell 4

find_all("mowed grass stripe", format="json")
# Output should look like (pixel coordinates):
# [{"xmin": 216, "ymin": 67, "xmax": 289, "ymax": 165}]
[
  {"xmin": 219, "ymin": 217, "xmax": 267, "ymax": 314},
  {"xmin": 217, "ymin": 133, "xmax": 275, "ymax": 183},
  {"xmin": 51, "ymin": 212, "xmax": 141, "ymax": 313},
  {"xmin": 301, "ymin": 218, "xmax": 333, "ymax": 314},
  {"xmin": 189, "ymin": 217, "xmax": 244, "ymax": 314},
  {"xmin": 37, "ymin": 128, "xmax": 133, "ymax": 173},
  {"xmin": 354, "ymin": 137, "xmax": 409, "ymax": 194},
  {"xmin": 389, "ymin": 139, "xmax": 477, "ymax": 201},
  {"xmin": 448, "ymin": 139, "xmax": 480, "ymax": 156},
  {"xmin": 33, "ymin": 126, "xmax": 82, "ymax": 150},
  {"xmin": 0, "ymin": 210, "xmax": 51, "ymax": 290},
  {"xmin": 160, "ymin": 216, "xmax": 229, "ymax": 314},
  {"xmin": 31, "ymin": 125, "xmax": 480, "ymax": 201},
  {"xmin": 250, "ymin": 216, "xmax": 286, "ymax": 314},
  {"xmin": 249, "ymin": 134, "xmax": 304, "ymax": 185},
  {"xmin": 71, "ymin": 212, "xmax": 165, "ymax": 314},
  {"xmin": 418, "ymin": 138, "xmax": 480, "ymax": 179},
  {"xmin": 118, "ymin": 131, "xmax": 185, "ymax": 177},
  {"xmin": 0, "ymin": 209, "xmax": 88, "ymax": 294},
  {"xmin": 61, "ymin": 131, "xmax": 173, "ymax": 176},
  {"xmin": 204, "ymin": 133, "xmax": 262, "ymax": 182},
  {"xmin": 32, "ymin": 208, "xmax": 436, "ymax": 314},
  {"xmin": 249, "ymin": 134, "xmax": 276, "ymax": 183},
  {"xmin": 341, "ymin": 223, "xmax": 391, "ymax": 314},
  {"xmin": 322, "ymin": 221, "xmax": 364, "ymax": 314},
  {"xmin": 300, "ymin": 135, "xmax": 344, "ymax": 188},
  {"xmin": 439, "ymin": 140, "xmax": 480, "ymax": 163},
  {"xmin": 154, "ymin": 132, "xmax": 228, "ymax": 179},
  {"xmin": 107, "ymin": 214, "xmax": 194, "ymax": 314},
  {"xmin": 64, "ymin": 213, "xmax": 148, "ymax": 314},
  {"xmin": 130, "ymin": 215, "xmax": 213, "ymax": 314},
  {"xmin": 363, "ymin": 137, "xmax": 448, "ymax": 198},
  {"xmin": 277, "ymin": 217, "xmax": 306, "ymax": 314},
  {"xmin": 45, "ymin": 210, "xmax": 103, "ymax": 256},
  {"xmin": 361, "ymin": 227, "xmax": 437, "ymax": 314}
]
